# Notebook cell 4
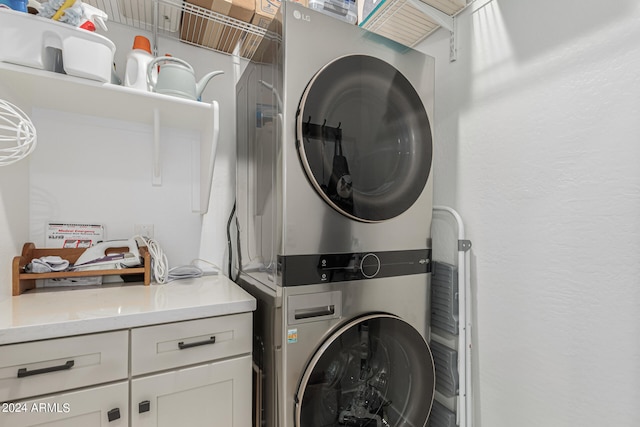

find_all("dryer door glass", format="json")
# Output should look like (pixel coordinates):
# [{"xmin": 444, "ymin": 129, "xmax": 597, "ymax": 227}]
[
  {"xmin": 296, "ymin": 55, "xmax": 432, "ymax": 223},
  {"xmin": 294, "ymin": 314, "xmax": 435, "ymax": 427}
]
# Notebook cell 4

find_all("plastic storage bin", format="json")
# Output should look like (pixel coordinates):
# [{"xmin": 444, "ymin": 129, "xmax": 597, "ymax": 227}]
[
  {"xmin": 0, "ymin": 8, "xmax": 115, "ymax": 82},
  {"xmin": 308, "ymin": 0, "xmax": 357, "ymax": 24}
]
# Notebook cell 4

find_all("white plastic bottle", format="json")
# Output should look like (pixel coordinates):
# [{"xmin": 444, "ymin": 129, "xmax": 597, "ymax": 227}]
[{"xmin": 123, "ymin": 35, "xmax": 155, "ymax": 91}]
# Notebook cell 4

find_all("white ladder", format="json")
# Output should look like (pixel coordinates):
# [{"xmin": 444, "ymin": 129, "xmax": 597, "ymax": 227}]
[{"xmin": 430, "ymin": 206, "xmax": 473, "ymax": 427}]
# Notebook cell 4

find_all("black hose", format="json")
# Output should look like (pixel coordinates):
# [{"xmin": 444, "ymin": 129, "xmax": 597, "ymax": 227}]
[{"xmin": 226, "ymin": 200, "xmax": 236, "ymax": 279}]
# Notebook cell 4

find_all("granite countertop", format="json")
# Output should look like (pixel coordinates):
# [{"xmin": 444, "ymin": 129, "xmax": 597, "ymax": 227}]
[{"xmin": 0, "ymin": 276, "xmax": 256, "ymax": 345}]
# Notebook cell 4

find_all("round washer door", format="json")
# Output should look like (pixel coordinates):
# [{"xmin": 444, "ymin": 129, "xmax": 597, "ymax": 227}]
[
  {"xmin": 296, "ymin": 55, "xmax": 433, "ymax": 223},
  {"xmin": 294, "ymin": 313, "xmax": 435, "ymax": 427}
]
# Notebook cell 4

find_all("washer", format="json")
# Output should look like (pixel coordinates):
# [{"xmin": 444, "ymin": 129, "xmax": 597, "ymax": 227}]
[
  {"xmin": 241, "ymin": 274, "xmax": 435, "ymax": 427},
  {"xmin": 235, "ymin": 3, "xmax": 436, "ymax": 426}
]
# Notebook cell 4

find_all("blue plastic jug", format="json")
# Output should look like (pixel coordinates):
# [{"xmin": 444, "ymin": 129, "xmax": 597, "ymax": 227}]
[{"xmin": 0, "ymin": 0, "xmax": 28, "ymax": 12}]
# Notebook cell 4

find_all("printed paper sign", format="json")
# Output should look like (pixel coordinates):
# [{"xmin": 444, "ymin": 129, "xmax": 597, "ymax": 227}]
[{"xmin": 46, "ymin": 223, "xmax": 104, "ymax": 248}]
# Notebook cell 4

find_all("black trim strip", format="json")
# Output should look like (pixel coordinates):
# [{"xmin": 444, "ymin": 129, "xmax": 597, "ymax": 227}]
[{"xmin": 279, "ymin": 249, "xmax": 431, "ymax": 287}]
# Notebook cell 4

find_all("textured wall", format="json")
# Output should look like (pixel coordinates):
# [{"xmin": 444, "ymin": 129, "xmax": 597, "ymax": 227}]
[
  {"xmin": 418, "ymin": 0, "xmax": 640, "ymax": 425},
  {"xmin": 0, "ymin": 161, "xmax": 28, "ymax": 301},
  {"xmin": 0, "ymin": 77, "xmax": 30, "ymax": 301}
]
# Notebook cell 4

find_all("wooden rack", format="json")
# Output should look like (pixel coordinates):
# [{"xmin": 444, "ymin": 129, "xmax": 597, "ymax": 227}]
[{"xmin": 12, "ymin": 243, "xmax": 151, "ymax": 296}]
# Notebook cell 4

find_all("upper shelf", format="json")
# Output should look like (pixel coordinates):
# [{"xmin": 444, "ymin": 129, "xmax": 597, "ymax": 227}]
[
  {"xmin": 84, "ymin": 0, "xmax": 267, "ymax": 58},
  {"xmin": 84, "ymin": 0, "xmax": 467, "ymax": 60},
  {"xmin": 0, "ymin": 62, "xmax": 213, "ymax": 128},
  {"xmin": 359, "ymin": 0, "xmax": 469, "ymax": 52}
]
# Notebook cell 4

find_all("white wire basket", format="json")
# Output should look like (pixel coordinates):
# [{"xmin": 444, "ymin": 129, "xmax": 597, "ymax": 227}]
[{"xmin": 0, "ymin": 99, "xmax": 37, "ymax": 167}]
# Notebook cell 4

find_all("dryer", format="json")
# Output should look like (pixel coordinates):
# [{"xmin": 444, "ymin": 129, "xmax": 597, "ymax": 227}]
[
  {"xmin": 236, "ymin": 2, "xmax": 435, "ymax": 289},
  {"xmin": 235, "ymin": 3, "xmax": 436, "ymax": 426}
]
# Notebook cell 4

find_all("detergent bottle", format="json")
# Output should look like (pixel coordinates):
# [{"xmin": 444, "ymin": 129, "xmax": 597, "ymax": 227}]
[{"xmin": 124, "ymin": 35, "xmax": 155, "ymax": 91}]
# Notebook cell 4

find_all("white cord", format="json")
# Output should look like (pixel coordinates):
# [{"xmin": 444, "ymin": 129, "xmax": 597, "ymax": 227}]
[
  {"xmin": 191, "ymin": 258, "xmax": 223, "ymax": 274},
  {"xmin": 135, "ymin": 235, "xmax": 169, "ymax": 283},
  {"xmin": 134, "ymin": 235, "xmax": 207, "ymax": 284}
]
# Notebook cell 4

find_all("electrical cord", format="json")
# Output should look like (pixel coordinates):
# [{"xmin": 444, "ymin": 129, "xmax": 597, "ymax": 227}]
[
  {"xmin": 135, "ymin": 235, "xmax": 170, "ymax": 283},
  {"xmin": 234, "ymin": 213, "xmax": 242, "ymax": 282},
  {"xmin": 227, "ymin": 200, "xmax": 236, "ymax": 279},
  {"xmin": 134, "ymin": 235, "xmax": 213, "ymax": 284},
  {"xmin": 192, "ymin": 258, "xmax": 222, "ymax": 274}
]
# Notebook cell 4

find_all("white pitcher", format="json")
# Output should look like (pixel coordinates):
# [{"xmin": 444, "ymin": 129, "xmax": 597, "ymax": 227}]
[{"xmin": 147, "ymin": 57, "xmax": 224, "ymax": 101}]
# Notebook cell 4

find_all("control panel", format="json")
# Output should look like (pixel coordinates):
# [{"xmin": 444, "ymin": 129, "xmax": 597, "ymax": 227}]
[{"xmin": 279, "ymin": 249, "xmax": 431, "ymax": 287}]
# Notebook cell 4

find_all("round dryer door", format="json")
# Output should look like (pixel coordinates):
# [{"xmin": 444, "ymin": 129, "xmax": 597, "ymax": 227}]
[
  {"xmin": 296, "ymin": 55, "xmax": 433, "ymax": 223},
  {"xmin": 294, "ymin": 313, "xmax": 435, "ymax": 427}
]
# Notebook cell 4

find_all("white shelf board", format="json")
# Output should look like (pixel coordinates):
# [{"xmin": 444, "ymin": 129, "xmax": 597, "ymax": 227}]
[
  {"xmin": 0, "ymin": 62, "xmax": 213, "ymax": 129},
  {"xmin": 0, "ymin": 61, "xmax": 217, "ymax": 214}
]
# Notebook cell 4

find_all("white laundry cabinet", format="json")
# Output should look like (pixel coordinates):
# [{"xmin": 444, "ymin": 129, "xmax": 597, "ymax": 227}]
[{"xmin": 0, "ymin": 313, "xmax": 252, "ymax": 427}]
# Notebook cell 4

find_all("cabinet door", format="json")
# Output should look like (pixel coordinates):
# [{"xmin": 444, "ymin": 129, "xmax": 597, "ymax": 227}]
[
  {"xmin": 0, "ymin": 381, "xmax": 128, "ymax": 427},
  {"xmin": 131, "ymin": 355, "xmax": 251, "ymax": 427}
]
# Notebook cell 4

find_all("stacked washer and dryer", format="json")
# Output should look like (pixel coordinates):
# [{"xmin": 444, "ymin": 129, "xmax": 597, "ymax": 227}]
[{"xmin": 235, "ymin": 3, "xmax": 436, "ymax": 426}]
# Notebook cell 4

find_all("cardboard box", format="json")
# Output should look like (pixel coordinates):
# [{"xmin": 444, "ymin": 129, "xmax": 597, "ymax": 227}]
[
  {"xmin": 252, "ymin": 0, "xmax": 281, "ymax": 27},
  {"xmin": 215, "ymin": 0, "xmax": 256, "ymax": 53},
  {"xmin": 181, "ymin": 0, "xmax": 233, "ymax": 49},
  {"xmin": 239, "ymin": 0, "xmax": 282, "ymax": 58}
]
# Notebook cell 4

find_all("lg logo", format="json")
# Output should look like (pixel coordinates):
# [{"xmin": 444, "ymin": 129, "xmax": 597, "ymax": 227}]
[{"xmin": 293, "ymin": 9, "xmax": 311, "ymax": 21}]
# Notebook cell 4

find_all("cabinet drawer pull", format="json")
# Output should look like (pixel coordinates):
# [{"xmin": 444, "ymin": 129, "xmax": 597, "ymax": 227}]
[
  {"xmin": 17, "ymin": 360, "xmax": 75, "ymax": 378},
  {"xmin": 107, "ymin": 408, "xmax": 121, "ymax": 422},
  {"xmin": 139, "ymin": 400, "xmax": 151, "ymax": 413},
  {"xmin": 178, "ymin": 336, "xmax": 216, "ymax": 350}
]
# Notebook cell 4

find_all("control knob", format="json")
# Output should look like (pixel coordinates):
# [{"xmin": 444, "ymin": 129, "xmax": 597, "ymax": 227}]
[{"xmin": 360, "ymin": 253, "xmax": 381, "ymax": 279}]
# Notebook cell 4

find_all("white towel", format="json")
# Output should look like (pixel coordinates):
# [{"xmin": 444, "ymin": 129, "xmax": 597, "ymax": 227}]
[{"xmin": 28, "ymin": 256, "xmax": 70, "ymax": 273}]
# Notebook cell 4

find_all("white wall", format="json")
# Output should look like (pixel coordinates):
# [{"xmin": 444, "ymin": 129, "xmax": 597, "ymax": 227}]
[
  {"xmin": 0, "ymin": 161, "xmax": 29, "ymax": 301},
  {"xmin": 417, "ymin": 0, "xmax": 640, "ymax": 425},
  {"xmin": 28, "ymin": 109, "xmax": 203, "ymax": 267},
  {"xmin": 80, "ymin": 23, "xmax": 244, "ymax": 272},
  {"xmin": 0, "ymin": 22, "xmax": 244, "ymax": 297},
  {"xmin": 0, "ymin": 74, "xmax": 30, "ymax": 301}
]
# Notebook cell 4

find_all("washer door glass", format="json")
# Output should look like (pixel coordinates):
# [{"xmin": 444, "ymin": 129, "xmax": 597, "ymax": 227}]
[
  {"xmin": 295, "ymin": 314, "xmax": 435, "ymax": 427},
  {"xmin": 296, "ymin": 55, "xmax": 432, "ymax": 223}
]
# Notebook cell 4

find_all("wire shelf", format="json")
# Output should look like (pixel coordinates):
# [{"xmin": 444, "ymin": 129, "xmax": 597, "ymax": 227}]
[
  {"xmin": 360, "ymin": 0, "xmax": 468, "ymax": 48},
  {"xmin": 84, "ymin": 0, "xmax": 267, "ymax": 58}
]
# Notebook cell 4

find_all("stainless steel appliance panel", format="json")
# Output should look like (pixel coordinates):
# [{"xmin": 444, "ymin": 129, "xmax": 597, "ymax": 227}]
[
  {"xmin": 280, "ymin": 5, "xmax": 434, "ymax": 256},
  {"xmin": 238, "ymin": 272, "xmax": 434, "ymax": 427},
  {"xmin": 236, "ymin": 3, "xmax": 435, "ymax": 289},
  {"xmin": 236, "ymin": 6, "xmax": 436, "ymax": 423}
]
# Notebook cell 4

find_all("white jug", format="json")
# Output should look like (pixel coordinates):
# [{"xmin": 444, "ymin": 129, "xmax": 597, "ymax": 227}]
[{"xmin": 123, "ymin": 35, "xmax": 155, "ymax": 91}]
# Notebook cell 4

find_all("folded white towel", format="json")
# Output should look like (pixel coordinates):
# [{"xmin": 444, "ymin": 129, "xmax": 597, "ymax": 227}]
[{"xmin": 28, "ymin": 256, "xmax": 70, "ymax": 273}]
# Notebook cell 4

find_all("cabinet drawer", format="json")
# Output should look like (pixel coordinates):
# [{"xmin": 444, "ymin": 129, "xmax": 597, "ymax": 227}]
[
  {"xmin": 0, "ymin": 331, "xmax": 128, "ymax": 402},
  {"xmin": 131, "ymin": 313, "xmax": 252, "ymax": 375}
]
